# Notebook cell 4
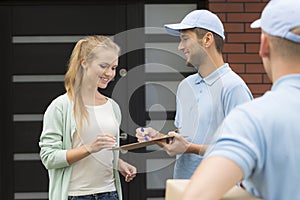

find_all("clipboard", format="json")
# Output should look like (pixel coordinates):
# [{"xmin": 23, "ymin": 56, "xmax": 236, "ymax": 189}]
[{"xmin": 111, "ymin": 135, "xmax": 174, "ymax": 151}]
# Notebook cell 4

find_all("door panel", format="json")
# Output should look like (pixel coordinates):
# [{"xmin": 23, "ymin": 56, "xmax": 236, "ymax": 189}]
[
  {"xmin": 13, "ymin": 43, "xmax": 73, "ymax": 74},
  {"xmin": 9, "ymin": 2, "xmax": 130, "ymax": 200},
  {"xmin": 12, "ymin": 5, "xmax": 125, "ymax": 35},
  {"xmin": 13, "ymin": 122, "xmax": 42, "ymax": 153},
  {"xmin": 13, "ymin": 82, "xmax": 65, "ymax": 113},
  {"xmin": 141, "ymin": 3, "xmax": 203, "ymax": 199},
  {"xmin": 14, "ymin": 161, "xmax": 48, "ymax": 192}
]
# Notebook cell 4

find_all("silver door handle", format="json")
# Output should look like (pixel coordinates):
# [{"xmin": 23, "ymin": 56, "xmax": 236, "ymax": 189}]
[
  {"xmin": 119, "ymin": 68, "xmax": 127, "ymax": 77},
  {"xmin": 119, "ymin": 132, "xmax": 128, "ymax": 140}
]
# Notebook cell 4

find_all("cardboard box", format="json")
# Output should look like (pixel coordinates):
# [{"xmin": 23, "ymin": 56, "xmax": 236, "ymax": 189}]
[{"xmin": 165, "ymin": 179, "xmax": 261, "ymax": 200}]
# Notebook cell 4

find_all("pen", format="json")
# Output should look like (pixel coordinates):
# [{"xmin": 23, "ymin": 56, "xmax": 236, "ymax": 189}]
[{"xmin": 141, "ymin": 127, "xmax": 149, "ymax": 141}]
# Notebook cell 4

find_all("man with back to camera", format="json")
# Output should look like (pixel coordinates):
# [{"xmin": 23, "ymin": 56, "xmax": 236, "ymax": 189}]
[
  {"xmin": 136, "ymin": 9, "xmax": 253, "ymax": 179},
  {"xmin": 181, "ymin": 0, "xmax": 300, "ymax": 199}
]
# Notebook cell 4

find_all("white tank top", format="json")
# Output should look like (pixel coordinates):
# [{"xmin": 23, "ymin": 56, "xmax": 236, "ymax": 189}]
[{"xmin": 68, "ymin": 100, "xmax": 118, "ymax": 196}]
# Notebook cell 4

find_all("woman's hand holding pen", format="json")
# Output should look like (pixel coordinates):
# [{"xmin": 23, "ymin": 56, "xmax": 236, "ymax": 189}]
[
  {"xmin": 85, "ymin": 134, "xmax": 116, "ymax": 153},
  {"xmin": 67, "ymin": 134, "xmax": 116, "ymax": 165}
]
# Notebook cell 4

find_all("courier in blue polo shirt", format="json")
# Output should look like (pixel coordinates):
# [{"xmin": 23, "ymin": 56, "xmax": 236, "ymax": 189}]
[
  {"xmin": 165, "ymin": 9, "xmax": 253, "ymax": 179},
  {"xmin": 135, "ymin": 9, "xmax": 253, "ymax": 179},
  {"xmin": 173, "ymin": 63, "xmax": 253, "ymax": 179},
  {"xmin": 181, "ymin": 0, "xmax": 300, "ymax": 199}
]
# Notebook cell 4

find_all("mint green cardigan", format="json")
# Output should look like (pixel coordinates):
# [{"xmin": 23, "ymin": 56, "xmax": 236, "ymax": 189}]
[{"xmin": 39, "ymin": 93, "xmax": 122, "ymax": 200}]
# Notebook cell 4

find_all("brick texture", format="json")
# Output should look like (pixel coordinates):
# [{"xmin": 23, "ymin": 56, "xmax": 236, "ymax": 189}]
[{"xmin": 209, "ymin": 0, "xmax": 272, "ymax": 97}]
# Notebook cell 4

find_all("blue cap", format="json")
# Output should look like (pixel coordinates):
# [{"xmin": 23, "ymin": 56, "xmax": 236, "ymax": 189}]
[
  {"xmin": 164, "ymin": 10, "xmax": 225, "ymax": 40},
  {"xmin": 250, "ymin": 0, "xmax": 300, "ymax": 43}
]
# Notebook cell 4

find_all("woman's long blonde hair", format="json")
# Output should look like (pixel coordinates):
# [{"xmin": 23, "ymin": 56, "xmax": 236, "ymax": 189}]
[{"xmin": 64, "ymin": 35, "xmax": 120, "ymax": 130}]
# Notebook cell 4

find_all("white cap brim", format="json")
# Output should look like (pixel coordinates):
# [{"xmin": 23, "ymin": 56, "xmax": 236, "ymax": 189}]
[
  {"xmin": 164, "ymin": 23, "xmax": 196, "ymax": 36},
  {"xmin": 250, "ymin": 19, "xmax": 261, "ymax": 28}
]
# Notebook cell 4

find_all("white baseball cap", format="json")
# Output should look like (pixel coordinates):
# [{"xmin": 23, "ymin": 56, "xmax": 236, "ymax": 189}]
[
  {"xmin": 164, "ymin": 9, "xmax": 225, "ymax": 40},
  {"xmin": 251, "ymin": 0, "xmax": 300, "ymax": 43}
]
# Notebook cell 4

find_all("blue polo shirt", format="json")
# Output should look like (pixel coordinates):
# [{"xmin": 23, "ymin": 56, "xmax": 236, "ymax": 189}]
[
  {"xmin": 205, "ymin": 74, "xmax": 300, "ymax": 199},
  {"xmin": 173, "ymin": 63, "xmax": 253, "ymax": 179}
]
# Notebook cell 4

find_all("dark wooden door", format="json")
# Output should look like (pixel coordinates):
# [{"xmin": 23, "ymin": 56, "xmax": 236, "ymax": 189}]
[
  {"xmin": 0, "ymin": 1, "xmax": 205, "ymax": 199},
  {"xmin": 0, "ymin": 1, "xmax": 145, "ymax": 199}
]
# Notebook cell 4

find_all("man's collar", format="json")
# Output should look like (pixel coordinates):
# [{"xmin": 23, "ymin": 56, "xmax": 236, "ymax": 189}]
[{"xmin": 195, "ymin": 63, "xmax": 231, "ymax": 85}]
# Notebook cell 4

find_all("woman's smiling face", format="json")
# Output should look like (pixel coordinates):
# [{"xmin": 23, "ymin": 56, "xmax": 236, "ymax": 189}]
[{"xmin": 82, "ymin": 46, "xmax": 119, "ymax": 89}]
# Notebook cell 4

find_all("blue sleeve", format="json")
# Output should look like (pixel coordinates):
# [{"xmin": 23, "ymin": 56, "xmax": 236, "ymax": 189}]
[
  {"xmin": 223, "ymin": 85, "xmax": 253, "ymax": 116},
  {"xmin": 205, "ymin": 108, "xmax": 264, "ymax": 180}
]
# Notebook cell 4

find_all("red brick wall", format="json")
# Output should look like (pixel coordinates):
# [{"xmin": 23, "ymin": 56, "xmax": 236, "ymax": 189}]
[{"xmin": 208, "ymin": 0, "xmax": 271, "ymax": 97}]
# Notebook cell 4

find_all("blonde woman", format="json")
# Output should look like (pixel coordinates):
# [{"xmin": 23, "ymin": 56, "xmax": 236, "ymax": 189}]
[{"xmin": 39, "ymin": 35, "xmax": 136, "ymax": 200}]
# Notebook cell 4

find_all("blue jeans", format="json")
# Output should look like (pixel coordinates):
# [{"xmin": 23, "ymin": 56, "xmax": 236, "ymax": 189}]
[{"xmin": 68, "ymin": 191, "xmax": 118, "ymax": 200}]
